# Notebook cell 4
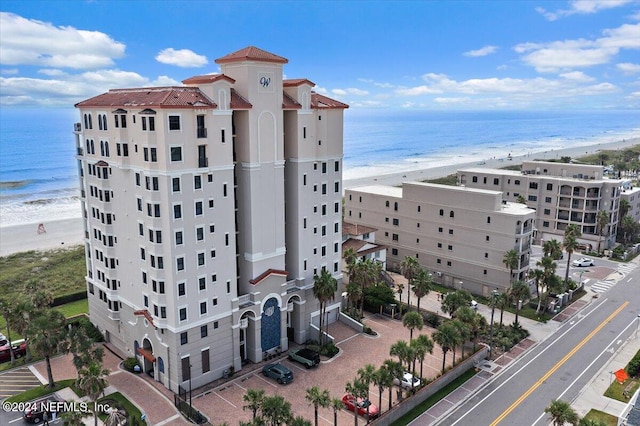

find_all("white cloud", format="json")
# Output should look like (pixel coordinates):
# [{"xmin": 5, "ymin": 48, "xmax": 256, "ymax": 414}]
[
  {"xmin": 38, "ymin": 69, "xmax": 67, "ymax": 76},
  {"xmin": 0, "ymin": 12, "xmax": 125, "ymax": 69},
  {"xmin": 155, "ymin": 48, "xmax": 208, "ymax": 67},
  {"xmin": 331, "ymin": 89, "xmax": 347, "ymax": 96},
  {"xmin": 536, "ymin": 0, "xmax": 633, "ymax": 21},
  {"xmin": 434, "ymin": 97, "xmax": 472, "ymax": 104},
  {"xmin": 463, "ymin": 45, "xmax": 498, "ymax": 57},
  {"xmin": 395, "ymin": 85, "xmax": 442, "ymax": 96},
  {"xmin": 358, "ymin": 78, "xmax": 396, "ymax": 88},
  {"xmin": 1, "ymin": 68, "xmax": 19, "ymax": 75},
  {"xmin": 629, "ymin": 91, "xmax": 640, "ymax": 97},
  {"xmin": 617, "ymin": 62, "xmax": 640, "ymax": 73},
  {"xmin": 514, "ymin": 22, "xmax": 640, "ymax": 72},
  {"xmin": 559, "ymin": 71, "xmax": 595, "ymax": 82}
]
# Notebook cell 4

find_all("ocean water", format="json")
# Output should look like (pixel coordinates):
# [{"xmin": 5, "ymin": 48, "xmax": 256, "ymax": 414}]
[{"xmin": 0, "ymin": 108, "xmax": 638, "ymax": 227}]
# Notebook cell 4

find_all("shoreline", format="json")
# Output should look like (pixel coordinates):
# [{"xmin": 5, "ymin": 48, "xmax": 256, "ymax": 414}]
[{"xmin": 1, "ymin": 137, "xmax": 638, "ymax": 257}]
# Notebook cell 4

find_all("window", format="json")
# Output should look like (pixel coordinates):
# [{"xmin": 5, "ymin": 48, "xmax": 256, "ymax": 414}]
[
  {"xmin": 202, "ymin": 350, "xmax": 210, "ymax": 373},
  {"xmin": 392, "ymin": 233, "xmax": 399, "ymax": 241},
  {"xmin": 472, "ymin": 176, "xmax": 478, "ymax": 183},
  {"xmin": 438, "ymin": 227, "xmax": 443, "ymax": 233},
  {"xmin": 449, "ymin": 211, "xmax": 454, "ymax": 218},
  {"xmin": 196, "ymin": 227, "xmax": 204, "ymax": 241},
  {"xmin": 140, "ymin": 247, "xmax": 146, "ymax": 260},
  {"xmin": 515, "ymin": 179, "xmax": 520, "ymax": 185},
  {"xmin": 174, "ymin": 204, "xmax": 182, "ymax": 219},
  {"xmin": 493, "ymin": 178, "xmax": 499, "ymax": 185},
  {"xmin": 544, "ymin": 209, "xmax": 551, "ymax": 215},
  {"xmin": 448, "ymin": 245, "xmax": 453, "ymax": 251},
  {"xmin": 177, "ymin": 257, "xmax": 184, "ymax": 271},
  {"xmin": 198, "ymin": 252, "xmax": 205, "ymax": 266},
  {"xmin": 199, "ymin": 277, "xmax": 206, "ymax": 291},
  {"xmin": 449, "ymin": 229, "xmax": 453, "ymax": 235},
  {"xmin": 172, "ymin": 177, "xmax": 181, "ymax": 192},
  {"xmin": 393, "ymin": 218, "xmax": 399, "ymax": 226},
  {"xmin": 335, "ymin": 161, "xmax": 340, "ymax": 172},
  {"xmin": 169, "ymin": 115, "xmax": 181, "ymax": 131},
  {"xmin": 528, "ymin": 195, "xmax": 537, "ymax": 201},
  {"xmin": 547, "ymin": 183, "xmax": 553, "ymax": 191},
  {"xmin": 483, "ymin": 177, "xmax": 487, "ymax": 184},
  {"xmin": 178, "ymin": 282, "xmax": 185, "ymax": 296},
  {"xmin": 486, "ymin": 235, "xmax": 490, "ymax": 241},
  {"xmin": 437, "ymin": 242, "xmax": 442, "ymax": 248},
  {"xmin": 200, "ymin": 325, "xmax": 208, "ymax": 338},
  {"xmin": 181, "ymin": 356, "xmax": 190, "ymax": 380},
  {"xmin": 175, "ymin": 231, "xmax": 183, "ymax": 245},
  {"xmin": 171, "ymin": 147, "xmax": 182, "ymax": 162},
  {"xmin": 160, "ymin": 307, "xmax": 166, "ymax": 318},
  {"xmin": 322, "ymin": 162, "xmax": 327, "ymax": 173},
  {"xmin": 150, "ymin": 148, "xmax": 157, "ymax": 162},
  {"xmin": 195, "ymin": 201, "xmax": 203, "ymax": 216},
  {"xmin": 194, "ymin": 175, "xmax": 202, "ymax": 190},
  {"xmin": 545, "ymin": 197, "xmax": 552, "ymax": 203},
  {"xmin": 200, "ymin": 301, "xmax": 207, "ymax": 315},
  {"xmin": 179, "ymin": 308, "xmax": 187, "ymax": 321},
  {"xmin": 391, "ymin": 248, "xmax": 398, "ymax": 255},
  {"xmin": 542, "ymin": 221, "xmax": 550, "ymax": 228},
  {"xmin": 180, "ymin": 332, "xmax": 188, "ymax": 345},
  {"xmin": 439, "ymin": 209, "xmax": 444, "ymax": 216},
  {"xmin": 529, "ymin": 182, "xmax": 538, "ymax": 190}
]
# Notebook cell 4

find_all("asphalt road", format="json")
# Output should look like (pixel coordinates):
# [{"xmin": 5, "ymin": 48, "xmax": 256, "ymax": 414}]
[{"xmin": 435, "ymin": 265, "xmax": 640, "ymax": 426}]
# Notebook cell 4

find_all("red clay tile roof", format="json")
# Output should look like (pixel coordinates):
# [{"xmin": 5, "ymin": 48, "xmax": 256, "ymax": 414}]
[
  {"xmin": 284, "ymin": 79, "xmax": 316, "ymax": 87},
  {"xmin": 182, "ymin": 74, "xmax": 236, "ymax": 85},
  {"xmin": 75, "ymin": 87, "xmax": 217, "ymax": 109},
  {"xmin": 282, "ymin": 92, "xmax": 301, "ymax": 110},
  {"xmin": 133, "ymin": 309, "xmax": 155, "ymax": 327},
  {"xmin": 311, "ymin": 92, "xmax": 349, "ymax": 109},
  {"xmin": 230, "ymin": 89, "xmax": 252, "ymax": 109},
  {"xmin": 343, "ymin": 221, "xmax": 377, "ymax": 236},
  {"xmin": 249, "ymin": 269, "xmax": 289, "ymax": 285},
  {"xmin": 95, "ymin": 160, "xmax": 109, "ymax": 167},
  {"xmin": 215, "ymin": 46, "xmax": 288, "ymax": 64}
]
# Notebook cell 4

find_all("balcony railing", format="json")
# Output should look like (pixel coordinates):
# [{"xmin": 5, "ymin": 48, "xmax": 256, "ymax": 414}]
[
  {"xmin": 198, "ymin": 157, "xmax": 208, "ymax": 168},
  {"xmin": 77, "ymin": 147, "xmax": 84, "ymax": 156},
  {"xmin": 197, "ymin": 128, "xmax": 207, "ymax": 138},
  {"xmin": 74, "ymin": 123, "xmax": 81, "ymax": 132}
]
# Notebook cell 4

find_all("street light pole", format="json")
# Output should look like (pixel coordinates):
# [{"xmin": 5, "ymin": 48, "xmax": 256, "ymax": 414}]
[
  {"xmin": 489, "ymin": 290, "xmax": 499, "ymax": 358},
  {"xmin": 189, "ymin": 363, "xmax": 193, "ymax": 411}
]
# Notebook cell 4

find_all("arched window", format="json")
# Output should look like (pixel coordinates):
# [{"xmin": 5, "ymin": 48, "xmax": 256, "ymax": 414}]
[
  {"xmin": 104, "ymin": 142, "xmax": 110, "ymax": 157},
  {"xmin": 450, "ymin": 211, "xmax": 454, "ymax": 218},
  {"xmin": 90, "ymin": 140, "xmax": 95, "ymax": 154},
  {"xmin": 83, "ymin": 114, "xmax": 88, "ymax": 129},
  {"xmin": 439, "ymin": 209, "xmax": 444, "ymax": 216},
  {"xmin": 98, "ymin": 115, "xmax": 103, "ymax": 131},
  {"xmin": 86, "ymin": 139, "xmax": 90, "ymax": 152},
  {"xmin": 88, "ymin": 114, "xmax": 93, "ymax": 129},
  {"xmin": 102, "ymin": 115, "xmax": 107, "ymax": 131},
  {"xmin": 100, "ymin": 141, "xmax": 105, "ymax": 156}
]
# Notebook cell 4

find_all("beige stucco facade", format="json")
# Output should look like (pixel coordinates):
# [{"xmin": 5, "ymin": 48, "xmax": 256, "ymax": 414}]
[
  {"xmin": 344, "ymin": 182, "xmax": 536, "ymax": 296},
  {"xmin": 458, "ymin": 161, "xmax": 623, "ymax": 250},
  {"xmin": 73, "ymin": 47, "xmax": 347, "ymax": 393}
]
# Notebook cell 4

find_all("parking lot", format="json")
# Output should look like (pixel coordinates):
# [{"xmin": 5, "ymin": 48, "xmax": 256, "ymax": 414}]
[{"xmin": 192, "ymin": 314, "xmax": 448, "ymax": 425}]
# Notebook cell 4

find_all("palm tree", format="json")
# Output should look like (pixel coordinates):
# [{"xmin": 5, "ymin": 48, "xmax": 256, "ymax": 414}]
[
  {"xmin": 396, "ymin": 283, "xmax": 405, "ymax": 316},
  {"xmin": 411, "ymin": 269, "xmax": 431, "ymax": 312},
  {"xmin": 400, "ymin": 256, "xmax": 420, "ymax": 310},
  {"xmin": 455, "ymin": 306, "xmax": 486, "ymax": 352},
  {"xmin": 544, "ymin": 400, "xmax": 579, "ymax": 426},
  {"xmin": 27, "ymin": 309, "xmax": 66, "ymax": 388},
  {"xmin": 563, "ymin": 224, "xmax": 582, "ymax": 287},
  {"xmin": 350, "ymin": 259, "xmax": 380, "ymax": 318},
  {"xmin": 411, "ymin": 334, "xmax": 434, "ymax": 378},
  {"xmin": 60, "ymin": 402, "xmax": 90, "ymax": 426},
  {"xmin": 372, "ymin": 366, "xmax": 393, "ymax": 414},
  {"xmin": 346, "ymin": 281, "xmax": 363, "ymax": 315},
  {"xmin": 76, "ymin": 361, "xmax": 110, "ymax": 426},
  {"xmin": 390, "ymin": 340, "xmax": 411, "ymax": 371},
  {"xmin": 0, "ymin": 299, "xmax": 16, "ymax": 364},
  {"xmin": 305, "ymin": 386, "xmax": 330, "ymax": 426},
  {"xmin": 243, "ymin": 388, "xmax": 266, "ymax": 420},
  {"xmin": 345, "ymin": 379, "xmax": 368, "ymax": 426},
  {"xmin": 509, "ymin": 281, "xmax": 531, "ymax": 325},
  {"xmin": 261, "ymin": 395, "xmax": 293, "ymax": 426},
  {"xmin": 596, "ymin": 210, "xmax": 610, "ymax": 254},
  {"xmin": 105, "ymin": 407, "xmax": 126, "ymax": 426},
  {"xmin": 441, "ymin": 290, "xmax": 472, "ymax": 317},
  {"xmin": 494, "ymin": 292, "xmax": 509, "ymax": 328},
  {"xmin": 61, "ymin": 326, "xmax": 105, "ymax": 372},
  {"xmin": 313, "ymin": 269, "xmax": 337, "ymax": 346},
  {"xmin": 330, "ymin": 398, "xmax": 344, "ymax": 426},
  {"xmin": 290, "ymin": 416, "xmax": 312, "ymax": 426},
  {"xmin": 357, "ymin": 364, "xmax": 376, "ymax": 421},
  {"xmin": 382, "ymin": 359, "xmax": 403, "ymax": 410},
  {"xmin": 11, "ymin": 300, "xmax": 35, "ymax": 361},
  {"xmin": 433, "ymin": 321, "xmax": 460, "ymax": 374},
  {"xmin": 502, "ymin": 249, "xmax": 519, "ymax": 284},
  {"xmin": 402, "ymin": 311, "xmax": 424, "ymax": 340},
  {"xmin": 451, "ymin": 319, "xmax": 470, "ymax": 361},
  {"xmin": 542, "ymin": 239, "xmax": 563, "ymax": 260},
  {"xmin": 344, "ymin": 247, "xmax": 358, "ymax": 281},
  {"xmin": 620, "ymin": 198, "xmax": 630, "ymax": 219}
]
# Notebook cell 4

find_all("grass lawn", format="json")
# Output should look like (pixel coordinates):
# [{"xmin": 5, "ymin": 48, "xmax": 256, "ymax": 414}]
[
  {"xmin": 392, "ymin": 368, "xmax": 477, "ymax": 426},
  {"xmin": 604, "ymin": 377, "xmax": 640, "ymax": 402},
  {"xmin": 53, "ymin": 299, "xmax": 89, "ymax": 319},
  {"xmin": 5, "ymin": 379, "xmax": 77, "ymax": 403},
  {"xmin": 582, "ymin": 409, "xmax": 618, "ymax": 426},
  {"xmin": 98, "ymin": 392, "xmax": 144, "ymax": 424}
]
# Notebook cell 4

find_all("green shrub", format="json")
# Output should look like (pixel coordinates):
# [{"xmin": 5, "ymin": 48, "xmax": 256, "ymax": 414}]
[
  {"xmin": 627, "ymin": 351, "xmax": 640, "ymax": 377},
  {"xmin": 423, "ymin": 312, "xmax": 441, "ymax": 328},
  {"xmin": 321, "ymin": 342, "xmax": 339, "ymax": 358},
  {"xmin": 69, "ymin": 316, "xmax": 104, "ymax": 342},
  {"xmin": 123, "ymin": 357, "xmax": 141, "ymax": 373},
  {"xmin": 51, "ymin": 290, "xmax": 87, "ymax": 307}
]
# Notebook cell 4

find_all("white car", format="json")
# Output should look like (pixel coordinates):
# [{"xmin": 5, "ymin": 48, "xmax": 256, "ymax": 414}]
[
  {"xmin": 393, "ymin": 372, "xmax": 422, "ymax": 389},
  {"xmin": 572, "ymin": 258, "xmax": 594, "ymax": 267}
]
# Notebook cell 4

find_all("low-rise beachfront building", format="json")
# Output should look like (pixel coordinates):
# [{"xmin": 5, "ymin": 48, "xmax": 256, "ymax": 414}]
[
  {"xmin": 620, "ymin": 183, "xmax": 640, "ymax": 224},
  {"xmin": 457, "ymin": 161, "xmax": 623, "ymax": 250},
  {"xmin": 344, "ymin": 182, "xmax": 536, "ymax": 296},
  {"xmin": 72, "ymin": 46, "xmax": 347, "ymax": 392},
  {"xmin": 341, "ymin": 221, "xmax": 387, "ymax": 270}
]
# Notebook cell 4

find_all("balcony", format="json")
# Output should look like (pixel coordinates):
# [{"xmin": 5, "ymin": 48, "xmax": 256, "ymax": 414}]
[
  {"xmin": 198, "ymin": 157, "xmax": 208, "ymax": 168},
  {"xmin": 74, "ymin": 123, "xmax": 81, "ymax": 132},
  {"xmin": 77, "ymin": 147, "xmax": 84, "ymax": 156},
  {"xmin": 197, "ymin": 128, "xmax": 208, "ymax": 138},
  {"xmin": 107, "ymin": 310, "xmax": 120, "ymax": 321},
  {"xmin": 239, "ymin": 318, "xmax": 248, "ymax": 329}
]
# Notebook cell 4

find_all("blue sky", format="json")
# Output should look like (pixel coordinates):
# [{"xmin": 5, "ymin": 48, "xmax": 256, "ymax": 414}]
[{"xmin": 1, "ymin": 0, "xmax": 639, "ymax": 110}]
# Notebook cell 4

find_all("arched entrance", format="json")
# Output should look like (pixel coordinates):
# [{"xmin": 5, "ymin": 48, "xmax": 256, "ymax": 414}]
[
  {"xmin": 261, "ymin": 297, "xmax": 281, "ymax": 352},
  {"xmin": 139, "ymin": 338, "xmax": 155, "ymax": 377},
  {"xmin": 285, "ymin": 295, "xmax": 301, "ymax": 342},
  {"xmin": 238, "ymin": 311, "xmax": 255, "ymax": 364}
]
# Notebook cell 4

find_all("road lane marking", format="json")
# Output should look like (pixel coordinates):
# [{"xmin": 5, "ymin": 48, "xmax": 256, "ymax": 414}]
[
  {"xmin": 445, "ymin": 298, "xmax": 608, "ymax": 426},
  {"xmin": 531, "ymin": 313, "xmax": 640, "ymax": 425},
  {"xmin": 489, "ymin": 301, "xmax": 629, "ymax": 426}
]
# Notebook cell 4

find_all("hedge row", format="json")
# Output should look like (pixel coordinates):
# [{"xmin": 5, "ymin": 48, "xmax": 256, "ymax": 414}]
[{"xmin": 51, "ymin": 290, "xmax": 87, "ymax": 307}]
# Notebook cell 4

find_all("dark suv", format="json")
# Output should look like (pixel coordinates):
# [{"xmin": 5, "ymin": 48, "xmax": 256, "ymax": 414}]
[{"xmin": 288, "ymin": 348, "xmax": 320, "ymax": 368}]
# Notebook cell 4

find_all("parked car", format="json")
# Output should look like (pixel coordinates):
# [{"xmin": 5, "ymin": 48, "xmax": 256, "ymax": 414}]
[
  {"xmin": 572, "ymin": 257, "xmax": 594, "ymax": 267},
  {"xmin": 262, "ymin": 363, "xmax": 293, "ymax": 384},
  {"xmin": 23, "ymin": 397, "xmax": 58, "ymax": 423},
  {"xmin": 288, "ymin": 348, "xmax": 320, "ymax": 368},
  {"xmin": 0, "ymin": 340, "xmax": 26, "ymax": 363},
  {"xmin": 341, "ymin": 394, "xmax": 379, "ymax": 418},
  {"xmin": 393, "ymin": 372, "xmax": 422, "ymax": 390}
]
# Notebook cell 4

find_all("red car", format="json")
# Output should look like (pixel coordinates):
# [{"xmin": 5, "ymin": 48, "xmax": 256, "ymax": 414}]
[
  {"xmin": 341, "ymin": 394, "xmax": 379, "ymax": 418},
  {"xmin": 0, "ymin": 340, "xmax": 27, "ymax": 363}
]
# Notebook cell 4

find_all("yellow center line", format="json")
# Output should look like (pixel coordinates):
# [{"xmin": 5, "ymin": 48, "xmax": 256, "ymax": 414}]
[{"xmin": 490, "ymin": 301, "xmax": 629, "ymax": 426}]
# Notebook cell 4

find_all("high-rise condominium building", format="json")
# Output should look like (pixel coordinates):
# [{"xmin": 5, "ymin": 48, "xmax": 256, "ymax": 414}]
[
  {"xmin": 457, "ymin": 161, "xmax": 622, "ymax": 250},
  {"xmin": 344, "ymin": 182, "xmax": 536, "ymax": 296},
  {"xmin": 73, "ymin": 46, "xmax": 347, "ymax": 392}
]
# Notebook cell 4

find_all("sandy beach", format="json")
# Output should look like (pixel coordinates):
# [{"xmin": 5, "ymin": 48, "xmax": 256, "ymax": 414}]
[{"xmin": 0, "ymin": 137, "xmax": 638, "ymax": 257}]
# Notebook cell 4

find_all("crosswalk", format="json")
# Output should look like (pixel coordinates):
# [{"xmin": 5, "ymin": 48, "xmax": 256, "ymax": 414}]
[
  {"xmin": 590, "ymin": 279, "xmax": 615, "ymax": 294},
  {"xmin": 617, "ymin": 263, "xmax": 637, "ymax": 276}
]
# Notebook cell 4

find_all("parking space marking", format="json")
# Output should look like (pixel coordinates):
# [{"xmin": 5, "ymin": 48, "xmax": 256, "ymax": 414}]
[
  {"xmin": 255, "ymin": 373, "xmax": 278, "ymax": 388},
  {"xmin": 213, "ymin": 390, "xmax": 238, "ymax": 408}
]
